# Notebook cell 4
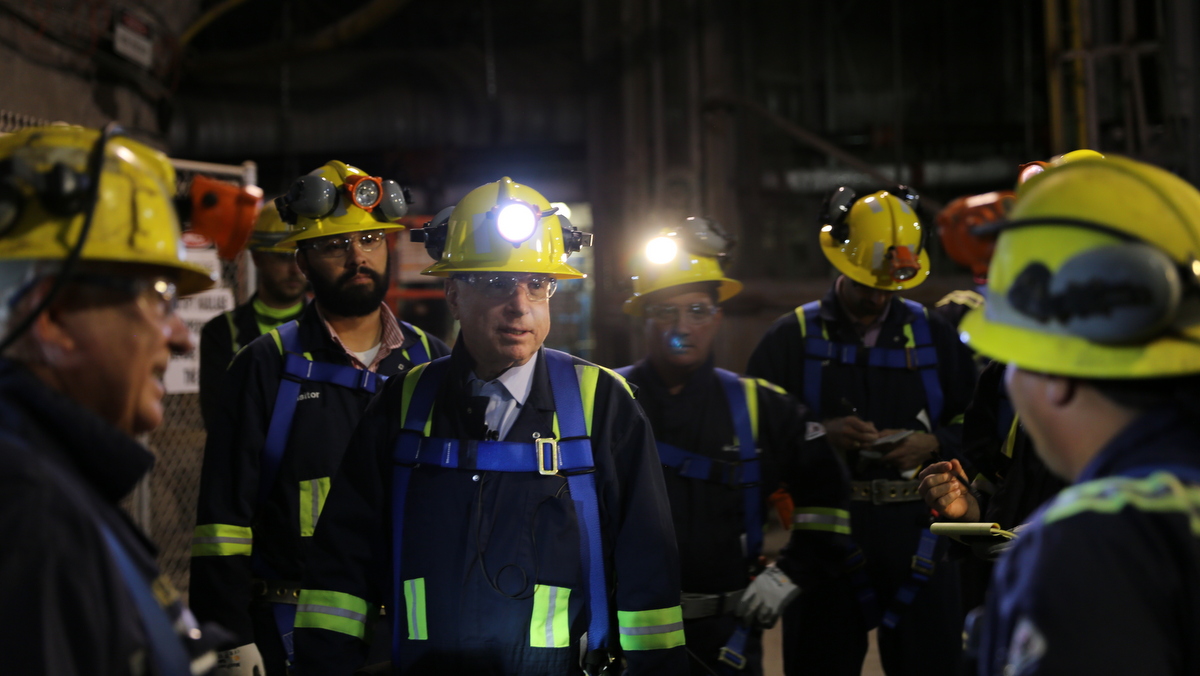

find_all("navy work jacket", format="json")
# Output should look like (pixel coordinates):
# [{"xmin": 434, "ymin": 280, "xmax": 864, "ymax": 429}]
[
  {"xmin": 191, "ymin": 301, "xmax": 449, "ymax": 642},
  {"xmin": 0, "ymin": 359, "xmax": 226, "ymax": 675},
  {"xmin": 620, "ymin": 359, "xmax": 851, "ymax": 592},
  {"xmin": 978, "ymin": 409, "xmax": 1200, "ymax": 675},
  {"xmin": 295, "ymin": 341, "xmax": 688, "ymax": 676},
  {"xmin": 746, "ymin": 284, "xmax": 977, "ymax": 479}
]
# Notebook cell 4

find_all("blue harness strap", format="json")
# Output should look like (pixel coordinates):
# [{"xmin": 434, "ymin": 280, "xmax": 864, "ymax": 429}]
[
  {"xmin": 799, "ymin": 299, "xmax": 943, "ymax": 424},
  {"xmin": 715, "ymin": 369, "xmax": 762, "ymax": 563},
  {"xmin": 880, "ymin": 528, "xmax": 940, "ymax": 630},
  {"xmin": 257, "ymin": 319, "xmax": 389, "ymax": 665},
  {"xmin": 399, "ymin": 321, "xmax": 431, "ymax": 365},
  {"xmin": 99, "ymin": 525, "xmax": 192, "ymax": 676},
  {"xmin": 391, "ymin": 350, "xmax": 610, "ymax": 660}
]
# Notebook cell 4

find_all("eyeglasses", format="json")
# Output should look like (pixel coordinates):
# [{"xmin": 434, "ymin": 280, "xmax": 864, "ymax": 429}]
[
  {"xmin": 72, "ymin": 273, "xmax": 179, "ymax": 318},
  {"xmin": 454, "ymin": 273, "xmax": 558, "ymax": 302},
  {"xmin": 301, "ymin": 230, "xmax": 388, "ymax": 259},
  {"xmin": 644, "ymin": 302, "xmax": 718, "ymax": 326}
]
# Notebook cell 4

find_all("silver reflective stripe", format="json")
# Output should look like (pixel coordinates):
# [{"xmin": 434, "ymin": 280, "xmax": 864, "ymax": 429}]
[
  {"xmin": 545, "ymin": 586, "xmax": 558, "ymax": 647},
  {"xmin": 408, "ymin": 579, "xmax": 420, "ymax": 639},
  {"xmin": 618, "ymin": 621, "xmax": 684, "ymax": 636},
  {"xmin": 296, "ymin": 603, "xmax": 367, "ymax": 624},
  {"xmin": 310, "ymin": 479, "xmax": 322, "ymax": 530},
  {"xmin": 192, "ymin": 537, "xmax": 253, "ymax": 545},
  {"xmin": 793, "ymin": 513, "xmax": 850, "ymax": 527}
]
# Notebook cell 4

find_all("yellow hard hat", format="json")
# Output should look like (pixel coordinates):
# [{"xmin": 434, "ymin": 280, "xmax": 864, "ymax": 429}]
[
  {"xmin": 246, "ymin": 201, "xmax": 296, "ymax": 253},
  {"xmin": 624, "ymin": 217, "xmax": 742, "ymax": 315},
  {"xmin": 276, "ymin": 160, "xmax": 408, "ymax": 244},
  {"xmin": 960, "ymin": 155, "xmax": 1200, "ymax": 378},
  {"xmin": 1017, "ymin": 148, "xmax": 1106, "ymax": 185},
  {"xmin": 414, "ymin": 177, "xmax": 592, "ymax": 279},
  {"xmin": 819, "ymin": 188, "xmax": 930, "ymax": 290},
  {"xmin": 0, "ymin": 125, "xmax": 215, "ymax": 295}
]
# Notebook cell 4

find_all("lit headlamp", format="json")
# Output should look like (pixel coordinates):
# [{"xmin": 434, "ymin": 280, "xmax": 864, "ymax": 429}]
[
  {"xmin": 493, "ymin": 200, "xmax": 541, "ymax": 244},
  {"xmin": 643, "ymin": 217, "xmax": 734, "ymax": 265}
]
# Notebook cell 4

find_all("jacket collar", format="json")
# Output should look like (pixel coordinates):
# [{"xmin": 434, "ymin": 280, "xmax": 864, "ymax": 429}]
[{"xmin": 0, "ymin": 359, "xmax": 153, "ymax": 504}]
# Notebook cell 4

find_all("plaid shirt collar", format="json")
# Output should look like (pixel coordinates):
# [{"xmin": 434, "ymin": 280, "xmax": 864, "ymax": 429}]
[{"xmin": 314, "ymin": 302, "xmax": 405, "ymax": 372}]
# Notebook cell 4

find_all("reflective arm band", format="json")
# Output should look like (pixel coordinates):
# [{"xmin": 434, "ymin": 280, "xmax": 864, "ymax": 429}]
[
  {"xmin": 617, "ymin": 606, "xmax": 686, "ymax": 651},
  {"xmin": 295, "ymin": 589, "xmax": 374, "ymax": 640},
  {"xmin": 792, "ymin": 507, "xmax": 852, "ymax": 534},
  {"xmin": 191, "ymin": 524, "xmax": 252, "ymax": 557}
]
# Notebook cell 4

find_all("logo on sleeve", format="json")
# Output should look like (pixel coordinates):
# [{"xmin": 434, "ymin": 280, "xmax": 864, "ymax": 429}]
[
  {"xmin": 297, "ymin": 391, "xmax": 320, "ymax": 402},
  {"xmin": 1006, "ymin": 615, "xmax": 1047, "ymax": 675}
]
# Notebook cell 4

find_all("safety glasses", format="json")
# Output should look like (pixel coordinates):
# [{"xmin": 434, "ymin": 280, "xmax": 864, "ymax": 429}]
[
  {"xmin": 300, "ymin": 230, "xmax": 388, "ymax": 259},
  {"xmin": 72, "ymin": 273, "xmax": 179, "ymax": 318},
  {"xmin": 644, "ymin": 302, "xmax": 718, "ymax": 326},
  {"xmin": 453, "ymin": 272, "xmax": 558, "ymax": 302}
]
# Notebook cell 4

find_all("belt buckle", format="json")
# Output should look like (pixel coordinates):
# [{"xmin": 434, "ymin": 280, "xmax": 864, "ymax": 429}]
[
  {"xmin": 870, "ymin": 478, "xmax": 889, "ymax": 505},
  {"xmin": 718, "ymin": 646, "xmax": 748, "ymax": 670},
  {"xmin": 536, "ymin": 438, "xmax": 559, "ymax": 476}
]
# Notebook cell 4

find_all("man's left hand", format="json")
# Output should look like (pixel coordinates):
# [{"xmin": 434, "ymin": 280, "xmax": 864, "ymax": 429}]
[{"xmin": 880, "ymin": 431, "xmax": 938, "ymax": 472}]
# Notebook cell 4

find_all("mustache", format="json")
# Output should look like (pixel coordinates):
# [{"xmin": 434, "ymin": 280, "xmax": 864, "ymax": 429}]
[{"xmin": 337, "ymin": 265, "xmax": 383, "ymax": 287}]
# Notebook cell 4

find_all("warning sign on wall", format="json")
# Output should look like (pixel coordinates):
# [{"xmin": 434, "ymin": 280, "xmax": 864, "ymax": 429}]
[{"xmin": 164, "ymin": 248, "xmax": 233, "ymax": 394}]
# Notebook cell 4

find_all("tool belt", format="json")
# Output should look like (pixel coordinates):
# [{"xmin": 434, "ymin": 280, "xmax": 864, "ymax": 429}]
[
  {"xmin": 680, "ymin": 588, "xmax": 746, "ymax": 620},
  {"xmin": 851, "ymin": 479, "xmax": 922, "ymax": 505},
  {"xmin": 253, "ymin": 579, "xmax": 303, "ymax": 605}
]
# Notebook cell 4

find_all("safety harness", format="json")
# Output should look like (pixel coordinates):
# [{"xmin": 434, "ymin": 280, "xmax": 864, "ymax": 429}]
[
  {"xmin": 616, "ymin": 366, "xmax": 761, "ymax": 671},
  {"xmin": 795, "ymin": 298, "xmax": 943, "ymax": 423},
  {"xmin": 795, "ymin": 298, "xmax": 945, "ymax": 631},
  {"xmin": 256, "ymin": 318, "xmax": 433, "ymax": 664},
  {"xmin": 390, "ymin": 349, "xmax": 611, "ymax": 666}
]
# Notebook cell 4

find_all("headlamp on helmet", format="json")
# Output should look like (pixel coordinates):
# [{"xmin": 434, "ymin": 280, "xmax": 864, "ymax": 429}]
[
  {"xmin": 276, "ymin": 172, "xmax": 410, "ymax": 224},
  {"xmin": 495, "ymin": 201, "xmax": 539, "ymax": 244},
  {"xmin": 643, "ymin": 217, "xmax": 735, "ymax": 266}
]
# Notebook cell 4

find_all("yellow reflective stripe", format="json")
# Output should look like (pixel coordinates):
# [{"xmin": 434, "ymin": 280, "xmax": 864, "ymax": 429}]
[
  {"xmin": 191, "ymin": 524, "xmax": 252, "ymax": 557},
  {"xmin": 268, "ymin": 327, "xmax": 283, "ymax": 353},
  {"xmin": 792, "ymin": 507, "xmax": 851, "ymax": 534},
  {"xmin": 224, "ymin": 311, "xmax": 241, "ymax": 352},
  {"xmin": 296, "ymin": 589, "xmax": 374, "ymax": 640},
  {"xmin": 595, "ymin": 364, "xmax": 634, "ymax": 398},
  {"xmin": 530, "ymin": 585, "xmax": 571, "ymax": 648},
  {"xmin": 299, "ymin": 477, "xmax": 331, "ymax": 537},
  {"xmin": 617, "ymin": 606, "xmax": 686, "ymax": 651},
  {"xmin": 576, "ymin": 365, "xmax": 600, "ymax": 436},
  {"xmin": 403, "ymin": 578, "xmax": 428, "ymax": 640},
  {"xmin": 902, "ymin": 323, "xmax": 916, "ymax": 348},
  {"xmin": 794, "ymin": 306, "xmax": 807, "ymax": 338},
  {"xmin": 753, "ymin": 378, "xmax": 787, "ymax": 396},
  {"xmin": 1043, "ymin": 472, "xmax": 1200, "ymax": 535},
  {"xmin": 400, "ymin": 362, "xmax": 434, "ymax": 436},
  {"xmin": 948, "ymin": 413, "xmax": 965, "ymax": 426},
  {"xmin": 1002, "ymin": 415, "xmax": 1020, "ymax": 458},
  {"xmin": 740, "ymin": 377, "xmax": 760, "ymax": 441}
]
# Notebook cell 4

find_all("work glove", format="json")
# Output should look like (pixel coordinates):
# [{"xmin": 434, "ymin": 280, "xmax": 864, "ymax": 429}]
[
  {"xmin": 735, "ymin": 564, "xmax": 801, "ymax": 629},
  {"xmin": 215, "ymin": 643, "xmax": 265, "ymax": 676}
]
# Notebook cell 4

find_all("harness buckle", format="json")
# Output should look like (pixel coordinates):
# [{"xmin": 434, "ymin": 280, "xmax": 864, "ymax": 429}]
[
  {"xmin": 718, "ymin": 645, "xmax": 748, "ymax": 670},
  {"xmin": 911, "ymin": 554, "xmax": 936, "ymax": 578},
  {"xmin": 536, "ymin": 438, "xmax": 559, "ymax": 476}
]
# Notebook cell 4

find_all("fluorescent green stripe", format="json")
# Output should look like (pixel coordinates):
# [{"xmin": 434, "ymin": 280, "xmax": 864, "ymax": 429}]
[
  {"xmin": 530, "ymin": 585, "xmax": 571, "ymax": 648},
  {"xmin": 948, "ymin": 413, "xmax": 966, "ymax": 426},
  {"xmin": 404, "ymin": 578, "xmax": 428, "ymax": 640},
  {"xmin": 295, "ymin": 589, "xmax": 372, "ymax": 639},
  {"xmin": 902, "ymin": 323, "xmax": 916, "ymax": 348},
  {"xmin": 400, "ymin": 362, "xmax": 434, "ymax": 436},
  {"xmin": 191, "ymin": 524, "xmax": 252, "ymax": 557},
  {"xmin": 794, "ymin": 306, "xmax": 807, "ymax": 338},
  {"xmin": 754, "ymin": 378, "xmax": 787, "ymax": 395},
  {"xmin": 595, "ymin": 364, "xmax": 634, "ymax": 398},
  {"xmin": 792, "ymin": 507, "xmax": 852, "ymax": 534},
  {"xmin": 224, "ymin": 311, "xmax": 240, "ymax": 352},
  {"xmin": 1002, "ymin": 415, "xmax": 1020, "ymax": 458},
  {"xmin": 299, "ymin": 476, "xmax": 331, "ymax": 537},
  {"xmin": 617, "ymin": 606, "xmax": 685, "ymax": 651},
  {"xmin": 1043, "ymin": 472, "xmax": 1200, "ymax": 535},
  {"xmin": 576, "ymin": 365, "xmax": 599, "ymax": 436},
  {"xmin": 740, "ymin": 377, "xmax": 760, "ymax": 441},
  {"xmin": 268, "ymin": 327, "xmax": 283, "ymax": 353}
]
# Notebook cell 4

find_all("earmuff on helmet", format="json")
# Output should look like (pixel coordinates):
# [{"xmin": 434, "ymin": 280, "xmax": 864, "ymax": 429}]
[
  {"xmin": 276, "ymin": 173, "xmax": 411, "ymax": 225},
  {"xmin": 990, "ymin": 216, "xmax": 1193, "ymax": 344}
]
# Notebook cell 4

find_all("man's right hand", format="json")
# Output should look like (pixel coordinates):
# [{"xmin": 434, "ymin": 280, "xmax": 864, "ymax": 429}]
[
  {"xmin": 823, "ymin": 416, "xmax": 879, "ymax": 452},
  {"xmin": 215, "ymin": 643, "xmax": 265, "ymax": 676},
  {"xmin": 918, "ymin": 459, "xmax": 981, "ymax": 522}
]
